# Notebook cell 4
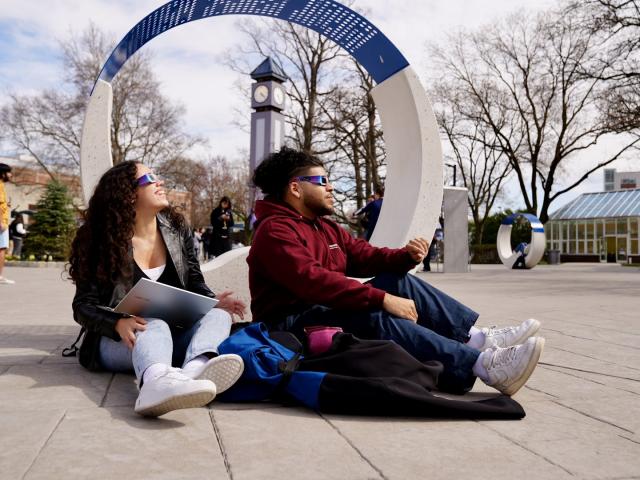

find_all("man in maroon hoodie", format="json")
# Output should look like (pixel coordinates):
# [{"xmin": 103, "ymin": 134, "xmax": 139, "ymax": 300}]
[{"xmin": 248, "ymin": 148, "xmax": 544, "ymax": 395}]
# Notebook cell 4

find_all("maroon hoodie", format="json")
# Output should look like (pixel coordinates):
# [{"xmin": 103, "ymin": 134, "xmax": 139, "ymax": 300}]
[{"xmin": 247, "ymin": 198, "xmax": 417, "ymax": 323}]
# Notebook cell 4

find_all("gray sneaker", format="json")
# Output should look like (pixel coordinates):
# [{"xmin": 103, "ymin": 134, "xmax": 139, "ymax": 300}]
[
  {"xmin": 482, "ymin": 337, "xmax": 545, "ymax": 396},
  {"xmin": 481, "ymin": 318, "xmax": 541, "ymax": 350},
  {"xmin": 0, "ymin": 277, "xmax": 15, "ymax": 285}
]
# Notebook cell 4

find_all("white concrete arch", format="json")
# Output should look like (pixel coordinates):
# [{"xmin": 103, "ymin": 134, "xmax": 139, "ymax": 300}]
[{"xmin": 80, "ymin": 66, "xmax": 443, "ymax": 250}]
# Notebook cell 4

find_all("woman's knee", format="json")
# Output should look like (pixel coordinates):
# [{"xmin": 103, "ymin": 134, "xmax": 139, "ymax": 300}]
[
  {"xmin": 200, "ymin": 308, "xmax": 232, "ymax": 328},
  {"xmin": 138, "ymin": 318, "xmax": 171, "ymax": 337}
]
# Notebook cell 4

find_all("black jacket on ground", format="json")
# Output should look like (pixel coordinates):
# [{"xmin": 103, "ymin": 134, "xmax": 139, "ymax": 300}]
[
  {"xmin": 71, "ymin": 214, "xmax": 215, "ymax": 370},
  {"xmin": 303, "ymin": 333, "xmax": 525, "ymax": 419}
]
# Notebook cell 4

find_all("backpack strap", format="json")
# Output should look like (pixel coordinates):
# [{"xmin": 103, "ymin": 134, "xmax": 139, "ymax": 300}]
[
  {"xmin": 62, "ymin": 327, "xmax": 86, "ymax": 357},
  {"xmin": 275, "ymin": 352, "xmax": 302, "ymax": 398}
]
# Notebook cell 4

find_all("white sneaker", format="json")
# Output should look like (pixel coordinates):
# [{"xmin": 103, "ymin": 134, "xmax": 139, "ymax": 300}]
[
  {"xmin": 480, "ymin": 318, "xmax": 541, "ymax": 350},
  {"xmin": 134, "ymin": 369, "xmax": 217, "ymax": 417},
  {"xmin": 0, "ymin": 277, "xmax": 15, "ymax": 285},
  {"xmin": 482, "ymin": 337, "xmax": 545, "ymax": 396},
  {"xmin": 188, "ymin": 354, "xmax": 244, "ymax": 395}
]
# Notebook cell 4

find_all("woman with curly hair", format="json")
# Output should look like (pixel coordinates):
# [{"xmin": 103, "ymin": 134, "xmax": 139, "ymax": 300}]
[{"xmin": 68, "ymin": 161, "xmax": 245, "ymax": 417}]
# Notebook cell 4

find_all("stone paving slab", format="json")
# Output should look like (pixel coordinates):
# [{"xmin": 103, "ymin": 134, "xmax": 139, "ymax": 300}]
[
  {"xmin": 212, "ymin": 406, "xmax": 382, "ymax": 480},
  {"xmin": 0, "ymin": 364, "xmax": 111, "ymax": 410},
  {"xmin": 0, "ymin": 409, "xmax": 66, "ymax": 480},
  {"xmin": 486, "ymin": 401, "xmax": 640, "ymax": 480},
  {"xmin": 1, "ymin": 264, "xmax": 639, "ymax": 479},
  {"xmin": 324, "ymin": 416, "xmax": 575, "ymax": 480},
  {"xmin": 24, "ymin": 407, "xmax": 229, "ymax": 480}
]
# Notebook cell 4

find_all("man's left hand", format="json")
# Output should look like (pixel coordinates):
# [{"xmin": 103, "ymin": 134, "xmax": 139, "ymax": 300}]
[{"xmin": 406, "ymin": 237, "xmax": 429, "ymax": 263}]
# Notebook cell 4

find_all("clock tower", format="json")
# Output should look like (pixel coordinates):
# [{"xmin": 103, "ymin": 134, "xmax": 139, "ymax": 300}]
[{"xmin": 249, "ymin": 57, "xmax": 288, "ymax": 186}]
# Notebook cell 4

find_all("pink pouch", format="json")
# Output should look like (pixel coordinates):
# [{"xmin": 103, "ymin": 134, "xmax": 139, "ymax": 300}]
[{"xmin": 304, "ymin": 326, "xmax": 343, "ymax": 356}]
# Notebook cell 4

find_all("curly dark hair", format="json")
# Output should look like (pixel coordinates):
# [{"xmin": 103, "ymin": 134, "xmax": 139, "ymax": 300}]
[
  {"xmin": 68, "ymin": 161, "xmax": 185, "ymax": 287},
  {"xmin": 252, "ymin": 147, "xmax": 324, "ymax": 199}
]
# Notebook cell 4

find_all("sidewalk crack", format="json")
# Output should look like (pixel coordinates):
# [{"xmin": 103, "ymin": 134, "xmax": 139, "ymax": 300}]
[
  {"xmin": 100, "ymin": 373, "xmax": 116, "ymax": 407},
  {"xmin": 524, "ymin": 385, "xmax": 559, "ymax": 398},
  {"xmin": 209, "ymin": 409, "xmax": 233, "ymax": 480},
  {"xmin": 543, "ymin": 328, "xmax": 640, "ymax": 351},
  {"xmin": 618, "ymin": 434, "xmax": 640, "ymax": 446},
  {"xmin": 540, "ymin": 365, "xmax": 640, "ymax": 396},
  {"xmin": 320, "ymin": 414, "xmax": 388, "ymax": 480},
  {"xmin": 480, "ymin": 422, "xmax": 575, "ymax": 477},
  {"xmin": 550, "ymin": 399, "xmax": 634, "ymax": 434},
  {"xmin": 545, "ymin": 346, "xmax": 640, "ymax": 373},
  {"xmin": 21, "ymin": 410, "xmax": 67, "ymax": 480},
  {"xmin": 540, "ymin": 362, "xmax": 640, "ymax": 382}
]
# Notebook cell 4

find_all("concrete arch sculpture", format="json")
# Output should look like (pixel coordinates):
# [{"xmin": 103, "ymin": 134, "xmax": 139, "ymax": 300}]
[
  {"xmin": 80, "ymin": 0, "xmax": 444, "ymax": 318},
  {"xmin": 497, "ymin": 213, "xmax": 546, "ymax": 269}
]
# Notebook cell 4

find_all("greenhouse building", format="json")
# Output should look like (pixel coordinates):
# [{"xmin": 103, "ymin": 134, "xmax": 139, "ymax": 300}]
[{"xmin": 546, "ymin": 188, "xmax": 640, "ymax": 263}]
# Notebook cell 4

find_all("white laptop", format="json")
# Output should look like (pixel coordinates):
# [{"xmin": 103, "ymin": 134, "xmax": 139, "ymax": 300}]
[{"xmin": 113, "ymin": 278, "xmax": 219, "ymax": 329}]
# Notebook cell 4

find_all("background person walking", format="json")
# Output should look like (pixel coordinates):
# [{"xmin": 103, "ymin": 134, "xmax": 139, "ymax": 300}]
[
  {"xmin": 0, "ymin": 163, "xmax": 15, "ymax": 284},
  {"xmin": 9, "ymin": 214, "xmax": 27, "ymax": 259},
  {"xmin": 355, "ymin": 186, "xmax": 384, "ymax": 241}
]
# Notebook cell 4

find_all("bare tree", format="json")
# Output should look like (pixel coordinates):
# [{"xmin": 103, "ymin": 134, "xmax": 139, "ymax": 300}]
[
  {"xmin": 159, "ymin": 155, "xmax": 251, "ymax": 241},
  {"xmin": 430, "ymin": 9, "xmax": 640, "ymax": 223},
  {"xmin": 321, "ymin": 59, "xmax": 386, "ymax": 227},
  {"xmin": 567, "ymin": 0, "xmax": 640, "ymax": 133},
  {"xmin": 432, "ymin": 84, "xmax": 513, "ymax": 244},
  {"xmin": 225, "ymin": 19, "xmax": 345, "ymax": 154},
  {"xmin": 0, "ymin": 24, "xmax": 201, "ymax": 178},
  {"xmin": 227, "ymin": 18, "xmax": 387, "ymax": 226}
]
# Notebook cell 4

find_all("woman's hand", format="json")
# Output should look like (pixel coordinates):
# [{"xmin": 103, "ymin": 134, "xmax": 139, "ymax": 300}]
[
  {"xmin": 215, "ymin": 290, "xmax": 246, "ymax": 321},
  {"xmin": 115, "ymin": 316, "xmax": 147, "ymax": 350},
  {"xmin": 382, "ymin": 293, "xmax": 418, "ymax": 322}
]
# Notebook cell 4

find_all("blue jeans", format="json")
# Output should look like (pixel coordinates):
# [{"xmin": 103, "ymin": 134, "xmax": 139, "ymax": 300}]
[
  {"xmin": 99, "ymin": 308, "xmax": 232, "ymax": 380},
  {"xmin": 277, "ymin": 273, "xmax": 481, "ymax": 393}
]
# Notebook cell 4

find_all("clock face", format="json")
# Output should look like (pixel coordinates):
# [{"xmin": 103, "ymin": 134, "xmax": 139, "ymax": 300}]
[
  {"xmin": 273, "ymin": 86, "xmax": 285, "ymax": 106},
  {"xmin": 253, "ymin": 85, "xmax": 269, "ymax": 103}
]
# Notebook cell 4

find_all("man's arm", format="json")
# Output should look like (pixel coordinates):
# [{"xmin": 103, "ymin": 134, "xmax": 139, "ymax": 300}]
[
  {"xmin": 339, "ymin": 227, "xmax": 418, "ymax": 278},
  {"xmin": 252, "ymin": 221, "xmax": 387, "ymax": 311}
]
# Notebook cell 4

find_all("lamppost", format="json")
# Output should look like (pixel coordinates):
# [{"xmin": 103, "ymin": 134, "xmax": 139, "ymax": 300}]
[{"xmin": 446, "ymin": 163, "xmax": 457, "ymax": 187}]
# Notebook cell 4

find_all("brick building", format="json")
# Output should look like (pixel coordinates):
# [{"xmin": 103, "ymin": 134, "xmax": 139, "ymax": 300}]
[{"xmin": 0, "ymin": 155, "xmax": 192, "ymax": 224}]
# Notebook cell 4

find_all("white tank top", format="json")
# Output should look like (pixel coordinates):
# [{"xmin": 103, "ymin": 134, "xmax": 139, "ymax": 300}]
[{"xmin": 142, "ymin": 264, "xmax": 166, "ymax": 281}]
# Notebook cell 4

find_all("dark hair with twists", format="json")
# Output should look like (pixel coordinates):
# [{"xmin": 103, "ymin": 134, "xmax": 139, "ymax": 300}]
[
  {"xmin": 252, "ymin": 147, "xmax": 324, "ymax": 200},
  {"xmin": 68, "ymin": 161, "xmax": 184, "ymax": 287}
]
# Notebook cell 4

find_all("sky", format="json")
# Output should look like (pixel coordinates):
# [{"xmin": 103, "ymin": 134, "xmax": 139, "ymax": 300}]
[{"xmin": 0, "ymin": 0, "xmax": 637, "ymax": 213}]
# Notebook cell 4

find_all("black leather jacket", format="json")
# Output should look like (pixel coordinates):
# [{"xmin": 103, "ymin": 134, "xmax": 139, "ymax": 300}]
[{"xmin": 71, "ymin": 214, "xmax": 215, "ymax": 370}]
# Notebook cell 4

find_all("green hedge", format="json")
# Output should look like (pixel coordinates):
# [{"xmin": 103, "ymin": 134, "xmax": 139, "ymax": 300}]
[{"xmin": 470, "ymin": 244, "xmax": 500, "ymax": 264}]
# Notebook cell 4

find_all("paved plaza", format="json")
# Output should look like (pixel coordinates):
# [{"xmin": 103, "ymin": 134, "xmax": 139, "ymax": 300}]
[{"xmin": 0, "ymin": 263, "xmax": 638, "ymax": 479}]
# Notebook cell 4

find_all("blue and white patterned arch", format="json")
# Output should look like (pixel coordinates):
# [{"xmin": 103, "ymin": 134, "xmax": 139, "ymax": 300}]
[
  {"xmin": 82, "ymin": 0, "xmax": 443, "ymax": 252},
  {"xmin": 97, "ymin": 0, "xmax": 409, "ymax": 88}
]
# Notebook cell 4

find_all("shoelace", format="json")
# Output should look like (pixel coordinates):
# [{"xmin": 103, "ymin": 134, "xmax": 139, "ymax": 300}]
[
  {"xmin": 485, "ymin": 325, "xmax": 517, "ymax": 337},
  {"xmin": 488, "ymin": 345, "xmax": 519, "ymax": 368}
]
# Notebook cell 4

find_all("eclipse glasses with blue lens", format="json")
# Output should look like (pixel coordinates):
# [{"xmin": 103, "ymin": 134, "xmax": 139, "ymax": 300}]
[
  {"xmin": 136, "ymin": 173, "xmax": 160, "ymax": 187},
  {"xmin": 291, "ymin": 175, "xmax": 329, "ymax": 186}
]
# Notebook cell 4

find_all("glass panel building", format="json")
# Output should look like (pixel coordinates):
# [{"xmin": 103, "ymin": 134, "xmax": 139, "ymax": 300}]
[{"xmin": 546, "ymin": 189, "xmax": 640, "ymax": 263}]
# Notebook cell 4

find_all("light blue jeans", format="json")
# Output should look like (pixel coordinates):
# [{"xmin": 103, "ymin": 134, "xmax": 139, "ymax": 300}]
[{"xmin": 99, "ymin": 308, "xmax": 232, "ymax": 380}]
